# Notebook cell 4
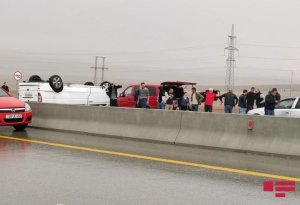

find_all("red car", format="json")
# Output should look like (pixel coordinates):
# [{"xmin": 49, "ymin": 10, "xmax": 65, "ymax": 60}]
[
  {"xmin": 118, "ymin": 82, "xmax": 196, "ymax": 109},
  {"xmin": 0, "ymin": 88, "xmax": 32, "ymax": 131}
]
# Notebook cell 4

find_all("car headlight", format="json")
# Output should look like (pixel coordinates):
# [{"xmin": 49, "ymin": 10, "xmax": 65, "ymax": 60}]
[{"xmin": 25, "ymin": 103, "xmax": 31, "ymax": 111}]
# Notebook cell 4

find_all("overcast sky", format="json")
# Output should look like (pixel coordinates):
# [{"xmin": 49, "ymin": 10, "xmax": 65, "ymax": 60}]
[{"xmin": 1, "ymin": 0, "xmax": 300, "ymax": 87}]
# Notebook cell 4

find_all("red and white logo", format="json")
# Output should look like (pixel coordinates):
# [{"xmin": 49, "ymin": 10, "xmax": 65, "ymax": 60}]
[{"xmin": 263, "ymin": 180, "xmax": 296, "ymax": 198}]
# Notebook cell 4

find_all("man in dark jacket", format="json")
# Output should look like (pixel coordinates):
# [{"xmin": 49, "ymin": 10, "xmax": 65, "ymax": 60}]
[
  {"xmin": 107, "ymin": 83, "xmax": 122, "ymax": 107},
  {"xmin": 219, "ymin": 89, "xmax": 238, "ymax": 113},
  {"xmin": 246, "ymin": 87, "xmax": 256, "ymax": 113},
  {"xmin": 255, "ymin": 89, "xmax": 265, "ymax": 108},
  {"xmin": 273, "ymin": 88, "xmax": 281, "ymax": 101},
  {"xmin": 238, "ymin": 89, "xmax": 247, "ymax": 114},
  {"xmin": 265, "ymin": 88, "xmax": 278, "ymax": 116}
]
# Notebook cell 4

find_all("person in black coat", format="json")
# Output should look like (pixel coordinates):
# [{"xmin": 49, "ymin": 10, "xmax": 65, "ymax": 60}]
[
  {"xmin": 265, "ymin": 88, "xmax": 278, "ymax": 116},
  {"xmin": 272, "ymin": 88, "xmax": 281, "ymax": 101},
  {"xmin": 255, "ymin": 89, "xmax": 265, "ymax": 108},
  {"xmin": 107, "ymin": 83, "xmax": 122, "ymax": 107},
  {"xmin": 246, "ymin": 87, "xmax": 256, "ymax": 113},
  {"xmin": 238, "ymin": 89, "xmax": 247, "ymax": 114}
]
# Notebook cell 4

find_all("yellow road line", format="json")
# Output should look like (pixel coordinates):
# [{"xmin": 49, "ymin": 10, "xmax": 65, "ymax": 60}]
[{"xmin": 1, "ymin": 135, "xmax": 300, "ymax": 182}]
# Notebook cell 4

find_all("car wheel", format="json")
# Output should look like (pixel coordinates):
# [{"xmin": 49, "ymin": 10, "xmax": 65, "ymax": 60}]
[
  {"xmin": 100, "ymin": 81, "xmax": 112, "ymax": 93},
  {"xmin": 49, "ymin": 75, "xmax": 64, "ymax": 93},
  {"xmin": 84, "ymin": 82, "xmax": 94, "ymax": 86},
  {"xmin": 29, "ymin": 75, "xmax": 43, "ymax": 82},
  {"xmin": 13, "ymin": 124, "xmax": 28, "ymax": 131}
]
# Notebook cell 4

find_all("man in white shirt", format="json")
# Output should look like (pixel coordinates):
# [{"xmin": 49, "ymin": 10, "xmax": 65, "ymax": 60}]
[{"xmin": 190, "ymin": 87, "xmax": 204, "ymax": 112}]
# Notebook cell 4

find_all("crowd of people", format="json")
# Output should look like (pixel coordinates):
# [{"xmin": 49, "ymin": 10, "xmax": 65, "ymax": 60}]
[
  {"xmin": 1, "ymin": 80, "xmax": 281, "ymax": 116},
  {"xmin": 134, "ymin": 82, "xmax": 281, "ymax": 116}
]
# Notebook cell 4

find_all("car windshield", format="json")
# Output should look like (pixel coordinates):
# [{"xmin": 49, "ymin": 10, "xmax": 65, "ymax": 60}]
[
  {"xmin": 275, "ymin": 98, "xmax": 296, "ymax": 109},
  {"xmin": 0, "ymin": 89, "xmax": 8, "ymax": 97}
]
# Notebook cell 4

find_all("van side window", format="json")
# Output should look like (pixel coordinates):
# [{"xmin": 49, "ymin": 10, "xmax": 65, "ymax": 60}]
[{"xmin": 124, "ymin": 87, "xmax": 133, "ymax": 97}]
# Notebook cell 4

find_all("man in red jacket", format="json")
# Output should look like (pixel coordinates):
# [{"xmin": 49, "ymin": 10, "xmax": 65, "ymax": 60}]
[{"xmin": 204, "ymin": 88, "xmax": 219, "ymax": 112}]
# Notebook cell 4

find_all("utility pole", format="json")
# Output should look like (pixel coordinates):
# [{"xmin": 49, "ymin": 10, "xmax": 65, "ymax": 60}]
[
  {"xmin": 90, "ymin": 56, "xmax": 108, "ymax": 85},
  {"xmin": 224, "ymin": 24, "xmax": 238, "ymax": 91}
]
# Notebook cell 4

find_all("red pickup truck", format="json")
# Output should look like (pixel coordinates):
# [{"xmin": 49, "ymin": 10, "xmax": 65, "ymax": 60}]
[{"xmin": 118, "ymin": 82, "xmax": 196, "ymax": 109}]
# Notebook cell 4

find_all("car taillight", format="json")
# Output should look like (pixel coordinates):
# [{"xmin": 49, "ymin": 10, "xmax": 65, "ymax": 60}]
[{"xmin": 38, "ymin": 92, "xmax": 42, "ymax": 103}]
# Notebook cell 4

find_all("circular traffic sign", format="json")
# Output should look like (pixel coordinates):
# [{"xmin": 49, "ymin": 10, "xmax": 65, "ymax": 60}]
[{"xmin": 14, "ymin": 71, "xmax": 22, "ymax": 81}]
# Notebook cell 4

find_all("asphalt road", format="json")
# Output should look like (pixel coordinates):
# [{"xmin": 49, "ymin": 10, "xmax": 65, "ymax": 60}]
[{"xmin": 0, "ymin": 127, "xmax": 299, "ymax": 205}]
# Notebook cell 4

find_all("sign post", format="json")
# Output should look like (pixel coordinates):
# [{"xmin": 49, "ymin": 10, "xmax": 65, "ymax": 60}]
[{"xmin": 13, "ymin": 71, "xmax": 22, "ymax": 97}]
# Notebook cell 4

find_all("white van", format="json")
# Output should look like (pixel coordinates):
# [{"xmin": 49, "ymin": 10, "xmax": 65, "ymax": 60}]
[{"xmin": 18, "ymin": 75, "xmax": 111, "ymax": 106}]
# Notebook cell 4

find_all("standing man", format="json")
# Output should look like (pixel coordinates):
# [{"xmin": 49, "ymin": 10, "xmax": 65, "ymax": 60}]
[
  {"xmin": 219, "ymin": 89, "xmax": 238, "ymax": 113},
  {"xmin": 255, "ymin": 88, "xmax": 265, "ymax": 108},
  {"xmin": 180, "ymin": 92, "xmax": 190, "ymax": 111},
  {"xmin": 246, "ymin": 87, "xmax": 256, "ymax": 113},
  {"xmin": 165, "ymin": 88, "xmax": 174, "ymax": 110},
  {"xmin": 134, "ymin": 86, "xmax": 140, "ymax": 108},
  {"xmin": 137, "ymin": 82, "xmax": 149, "ymax": 108},
  {"xmin": 107, "ymin": 83, "xmax": 122, "ymax": 107},
  {"xmin": 1, "ymin": 82, "xmax": 9, "ymax": 92},
  {"xmin": 265, "ymin": 88, "xmax": 278, "ymax": 116},
  {"xmin": 273, "ymin": 88, "xmax": 281, "ymax": 101},
  {"xmin": 204, "ymin": 88, "xmax": 219, "ymax": 112},
  {"xmin": 190, "ymin": 87, "xmax": 204, "ymax": 112},
  {"xmin": 158, "ymin": 86, "xmax": 168, "ymax": 109},
  {"xmin": 238, "ymin": 90, "xmax": 248, "ymax": 114}
]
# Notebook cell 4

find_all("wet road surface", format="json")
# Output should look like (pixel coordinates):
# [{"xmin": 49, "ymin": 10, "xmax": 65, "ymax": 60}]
[{"xmin": 0, "ymin": 127, "xmax": 299, "ymax": 205}]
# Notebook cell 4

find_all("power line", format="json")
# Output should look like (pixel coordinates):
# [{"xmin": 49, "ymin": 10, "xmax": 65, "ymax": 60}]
[
  {"xmin": 238, "ymin": 55, "xmax": 300, "ymax": 61},
  {"xmin": 0, "ymin": 43, "xmax": 225, "ymax": 56},
  {"xmin": 238, "ymin": 43, "xmax": 300, "ymax": 49},
  {"xmin": 110, "ymin": 55, "xmax": 224, "ymax": 64}
]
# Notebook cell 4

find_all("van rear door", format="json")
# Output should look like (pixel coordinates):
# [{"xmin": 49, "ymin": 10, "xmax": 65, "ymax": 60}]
[
  {"xmin": 88, "ymin": 86, "xmax": 110, "ymax": 106},
  {"xmin": 18, "ymin": 82, "xmax": 41, "ymax": 102}
]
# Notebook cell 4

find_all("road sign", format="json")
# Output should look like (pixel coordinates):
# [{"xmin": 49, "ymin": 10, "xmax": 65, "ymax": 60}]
[{"xmin": 14, "ymin": 71, "xmax": 22, "ymax": 81}]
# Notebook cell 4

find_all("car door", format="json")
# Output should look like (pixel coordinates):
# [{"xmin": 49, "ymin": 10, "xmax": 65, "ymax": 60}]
[
  {"xmin": 274, "ymin": 98, "xmax": 296, "ymax": 117},
  {"xmin": 290, "ymin": 98, "xmax": 300, "ymax": 118},
  {"xmin": 146, "ymin": 86, "xmax": 158, "ymax": 109},
  {"xmin": 117, "ymin": 86, "xmax": 135, "ymax": 108}
]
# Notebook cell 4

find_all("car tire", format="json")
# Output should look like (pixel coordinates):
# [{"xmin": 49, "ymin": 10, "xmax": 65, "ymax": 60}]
[
  {"xmin": 84, "ymin": 82, "xmax": 94, "ymax": 86},
  {"xmin": 49, "ymin": 75, "xmax": 64, "ymax": 93},
  {"xmin": 13, "ymin": 124, "xmax": 28, "ymax": 131},
  {"xmin": 29, "ymin": 75, "xmax": 43, "ymax": 82},
  {"xmin": 100, "ymin": 81, "xmax": 112, "ymax": 93}
]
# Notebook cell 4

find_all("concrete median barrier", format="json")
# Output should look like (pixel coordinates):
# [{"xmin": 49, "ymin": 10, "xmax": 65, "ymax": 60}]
[
  {"xmin": 29, "ymin": 103, "xmax": 181, "ymax": 143},
  {"xmin": 175, "ymin": 112, "xmax": 300, "ymax": 156},
  {"xmin": 30, "ymin": 103, "xmax": 300, "ymax": 157}
]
